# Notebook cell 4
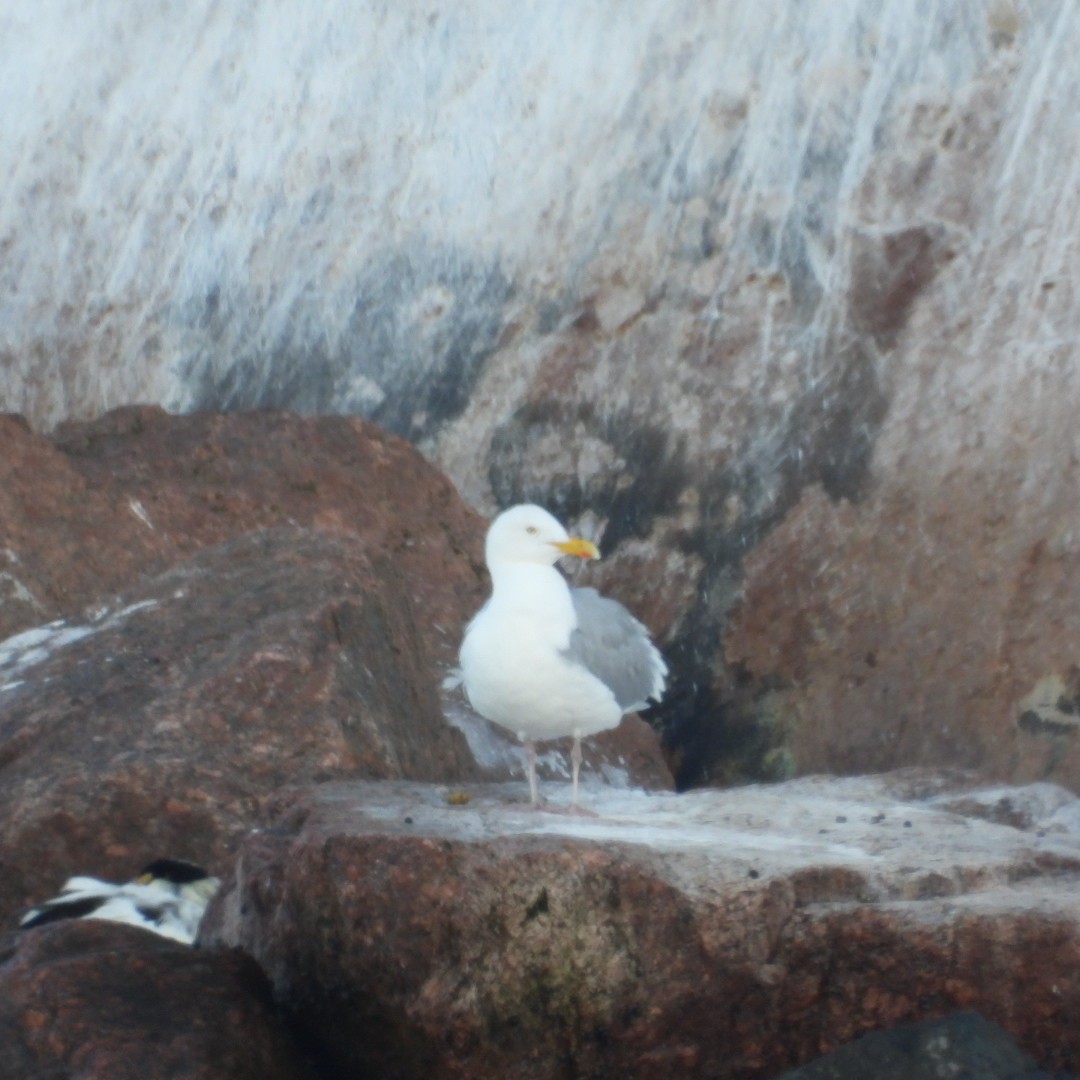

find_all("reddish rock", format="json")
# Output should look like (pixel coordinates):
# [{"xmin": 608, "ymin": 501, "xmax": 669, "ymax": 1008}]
[
  {"xmin": 0, "ymin": 407, "xmax": 486, "ymax": 672},
  {"xmin": 4, "ymin": 6, "xmax": 1078, "ymax": 796},
  {"xmin": 0, "ymin": 413, "xmax": 158, "ymax": 639},
  {"xmin": 725, "ymin": 482, "xmax": 1080, "ymax": 790},
  {"xmin": 202, "ymin": 774, "xmax": 1080, "ymax": 1080},
  {"xmin": 592, "ymin": 714, "xmax": 675, "ymax": 792},
  {"xmin": 0, "ymin": 920, "xmax": 315, "ymax": 1080},
  {"xmin": 0, "ymin": 526, "xmax": 479, "ymax": 929}
]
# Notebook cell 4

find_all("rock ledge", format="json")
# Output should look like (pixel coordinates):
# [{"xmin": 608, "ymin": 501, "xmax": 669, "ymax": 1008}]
[{"xmin": 203, "ymin": 773, "xmax": 1080, "ymax": 1079}]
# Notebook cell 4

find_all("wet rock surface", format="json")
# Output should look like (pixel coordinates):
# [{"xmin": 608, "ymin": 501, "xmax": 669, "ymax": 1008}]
[
  {"xmin": 0, "ymin": 920, "xmax": 316, "ymax": 1080},
  {"xmin": 202, "ymin": 773, "xmax": 1080, "ymax": 1079}
]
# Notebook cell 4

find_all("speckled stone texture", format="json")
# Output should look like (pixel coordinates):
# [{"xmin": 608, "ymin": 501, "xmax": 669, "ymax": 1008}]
[
  {"xmin": 0, "ymin": 525, "xmax": 478, "ymax": 929},
  {"xmin": 0, "ymin": 407, "xmax": 484, "ymax": 671},
  {"xmin": 0, "ymin": 920, "xmax": 316, "ymax": 1080},
  {"xmin": 201, "ymin": 775, "xmax": 1080, "ymax": 1079}
]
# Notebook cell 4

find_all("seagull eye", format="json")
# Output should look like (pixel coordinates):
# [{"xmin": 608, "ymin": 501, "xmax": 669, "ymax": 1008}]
[{"xmin": 526, "ymin": 526, "xmax": 538, "ymax": 535}]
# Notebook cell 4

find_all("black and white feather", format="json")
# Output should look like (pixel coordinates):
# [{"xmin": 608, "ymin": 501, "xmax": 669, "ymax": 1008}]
[{"xmin": 18, "ymin": 858, "xmax": 220, "ymax": 944}]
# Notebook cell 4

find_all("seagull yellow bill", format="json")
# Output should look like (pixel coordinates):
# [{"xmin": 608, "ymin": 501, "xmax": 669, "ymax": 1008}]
[{"xmin": 552, "ymin": 536, "xmax": 601, "ymax": 560}]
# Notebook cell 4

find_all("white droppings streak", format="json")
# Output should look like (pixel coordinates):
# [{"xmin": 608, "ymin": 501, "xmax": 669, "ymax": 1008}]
[
  {"xmin": 128, "ymin": 497, "xmax": 155, "ymax": 530},
  {"xmin": 0, "ymin": 599, "xmax": 161, "ymax": 681}
]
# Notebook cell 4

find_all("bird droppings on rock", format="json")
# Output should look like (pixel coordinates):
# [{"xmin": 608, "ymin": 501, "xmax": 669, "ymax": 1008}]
[
  {"xmin": 0, "ymin": 409, "xmax": 673, "ymax": 934},
  {"xmin": 0, "ymin": 526, "xmax": 480, "ymax": 930}
]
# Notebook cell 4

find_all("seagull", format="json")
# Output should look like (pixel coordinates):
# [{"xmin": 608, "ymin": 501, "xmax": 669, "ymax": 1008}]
[
  {"xmin": 18, "ymin": 858, "xmax": 220, "ymax": 944},
  {"xmin": 460, "ymin": 504, "xmax": 666, "ymax": 808}
]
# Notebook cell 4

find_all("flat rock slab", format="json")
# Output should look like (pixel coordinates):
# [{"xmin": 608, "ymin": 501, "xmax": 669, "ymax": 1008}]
[
  {"xmin": 0, "ymin": 920, "xmax": 315, "ymax": 1080},
  {"xmin": 203, "ymin": 773, "xmax": 1080, "ymax": 1079}
]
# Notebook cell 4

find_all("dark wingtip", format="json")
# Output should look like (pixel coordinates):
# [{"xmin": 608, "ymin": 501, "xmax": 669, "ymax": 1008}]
[{"xmin": 20, "ymin": 895, "xmax": 108, "ymax": 929}]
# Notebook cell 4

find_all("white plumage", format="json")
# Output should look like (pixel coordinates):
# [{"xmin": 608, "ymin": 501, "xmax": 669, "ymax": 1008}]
[
  {"xmin": 460, "ymin": 504, "xmax": 666, "ymax": 807},
  {"xmin": 18, "ymin": 858, "xmax": 220, "ymax": 944}
]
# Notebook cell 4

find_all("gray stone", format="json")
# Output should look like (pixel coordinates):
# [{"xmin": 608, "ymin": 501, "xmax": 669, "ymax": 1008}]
[{"xmin": 773, "ymin": 1011, "xmax": 1070, "ymax": 1080}]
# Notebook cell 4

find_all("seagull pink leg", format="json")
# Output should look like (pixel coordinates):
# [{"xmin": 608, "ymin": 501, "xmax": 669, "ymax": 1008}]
[
  {"xmin": 521, "ymin": 735, "xmax": 598, "ymax": 816},
  {"xmin": 524, "ymin": 737, "xmax": 539, "ymax": 806},
  {"xmin": 567, "ymin": 736, "xmax": 598, "ymax": 816},
  {"xmin": 571, "ymin": 735, "xmax": 582, "ymax": 808}
]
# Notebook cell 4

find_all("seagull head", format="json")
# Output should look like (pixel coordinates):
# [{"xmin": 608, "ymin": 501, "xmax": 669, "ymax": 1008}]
[{"xmin": 485, "ymin": 504, "xmax": 600, "ymax": 569}]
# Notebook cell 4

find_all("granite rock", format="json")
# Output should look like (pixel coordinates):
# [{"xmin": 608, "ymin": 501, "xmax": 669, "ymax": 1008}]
[
  {"xmin": 0, "ymin": 407, "xmax": 485, "ymax": 673},
  {"xmin": 0, "ymin": 920, "xmax": 315, "ymax": 1080},
  {"xmin": 0, "ymin": 410, "xmax": 673, "ymax": 927},
  {"xmin": 0, "ymin": 526, "xmax": 478, "ymax": 929},
  {"xmin": 202, "ymin": 773, "xmax": 1080, "ymax": 1079},
  {"xmin": 5, "ymin": 4, "xmax": 1079, "ymax": 788}
]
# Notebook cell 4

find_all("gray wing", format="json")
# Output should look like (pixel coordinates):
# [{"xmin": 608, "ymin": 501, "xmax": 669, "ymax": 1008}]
[{"xmin": 564, "ymin": 587, "xmax": 667, "ymax": 711}]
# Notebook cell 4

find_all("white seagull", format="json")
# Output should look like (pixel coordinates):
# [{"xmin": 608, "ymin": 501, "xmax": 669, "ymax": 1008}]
[
  {"xmin": 460, "ymin": 504, "xmax": 667, "ymax": 808},
  {"xmin": 18, "ymin": 858, "xmax": 220, "ymax": 944}
]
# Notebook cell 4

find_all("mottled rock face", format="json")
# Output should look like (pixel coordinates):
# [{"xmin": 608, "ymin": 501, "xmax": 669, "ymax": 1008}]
[
  {"xmin": 0, "ymin": 921, "xmax": 315, "ymax": 1080},
  {"xmin": 725, "ymin": 482, "xmax": 1080, "ymax": 789},
  {"xmin": 0, "ymin": 526, "xmax": 478, "ymax": 929},
  {"xmin": 202, "ymin": 775, "xmax": 1080, "ymax": 1080},
  {"xmin": 4, "ymin": 5, "xmax": 1078, "ymax": 789},
  {"xmin": 0, "ymin": 407, "xmax": 485, "ymax": 671}
]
